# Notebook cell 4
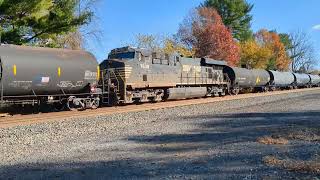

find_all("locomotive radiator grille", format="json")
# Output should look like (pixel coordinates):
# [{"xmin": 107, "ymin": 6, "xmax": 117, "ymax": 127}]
[{"xmin": 114, "ymin": 66, "xmax": 132, "ymax": 79}]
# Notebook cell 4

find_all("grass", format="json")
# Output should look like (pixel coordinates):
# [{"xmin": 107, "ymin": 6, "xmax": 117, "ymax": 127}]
[
  {"xmin": 263, "ymin": 155, "xmax": 320, "ymax": 175},
  {"xmin": 258, "ymin": 126, "xmax": 320, "ymax": 175},
  {"xmin": 287, "ymin": 129, "xmax": 320, "ymax": 142},
  {"xmin": 257, "ymin": 136, "xmax": 289, "ymax": 145}
]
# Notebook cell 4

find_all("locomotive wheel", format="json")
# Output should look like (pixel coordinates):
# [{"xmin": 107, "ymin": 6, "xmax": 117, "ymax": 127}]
[
  {"xmin": 263, "ymin": 86, "xmax": 269, "ymax": 92},
  {"xmin": 219, "ymin": 90, "xmax": 226, "ymax": 97},
  {"xmin": 231, "ymin": 88, "xmax": 239, "ymax": 95},
  {"xmin": 108, "ymin": 93, "xmax": 120, "ymax": 106}
]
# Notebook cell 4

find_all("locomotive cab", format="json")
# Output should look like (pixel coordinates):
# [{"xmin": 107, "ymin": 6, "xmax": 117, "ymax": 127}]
[{"xmin": 99, "ymin": 46, "xmax": 179, "ymax": 104}]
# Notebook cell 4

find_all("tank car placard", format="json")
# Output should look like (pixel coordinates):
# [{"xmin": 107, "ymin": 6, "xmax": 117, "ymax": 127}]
[{"xmin": 32, "ymin": 76, "xmax": 50, "ymax": 87}]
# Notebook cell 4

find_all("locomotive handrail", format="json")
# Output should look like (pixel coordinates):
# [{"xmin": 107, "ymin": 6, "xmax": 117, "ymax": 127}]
[
  {"xmin": 0, "ymin": 60, "xmax": 3, "ymax": 106},
  {"xmin": 110, "ymin": 69, "xmax": 120, "ymax": 89}
]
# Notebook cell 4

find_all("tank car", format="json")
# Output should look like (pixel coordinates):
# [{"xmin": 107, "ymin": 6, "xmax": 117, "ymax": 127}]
[
  {"xmin": 267, "ymin": 70, "xmax": 295, "ymax": 90},
  {"xmin": 292, "ymin": 73, "xmax": 311, "ymax": 88},
  {"xmin": 223, "ymin": 67, "xmax": 270, "ymax": 94},
  {"xmin": 0, "ymin": 44, "xmax": 100, "ymax": 110},
  {"xmin": 99, "ymin": 46, "xmax": 228, "ymax": 104},
  {"xmin": 308, "ymin": 74, "xmax": 320, "ymax": 87}
]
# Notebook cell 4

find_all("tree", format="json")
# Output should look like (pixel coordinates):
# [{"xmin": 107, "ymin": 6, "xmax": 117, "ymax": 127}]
[
  {"xmin": 279, "ymin": 33, "xmax": 292, "ymax": 51},
  {"xmin": 0, "ymin": 0, "xmax": 93, "ymax": 48},
  {"xmin": 287, "ymin": 31, "xmax": 318, "ymax": 73},
  {"xmin": 310, "ymin": 70, "xmax": 320, "ymax": 75},
  {"xmin": 240, "ymin": 39, "xmax": 272, "ymax": 69},
  {"xmin": 255, "ymin": 29, "xmax": 291, "ymax": 71},
  {"xmin": 177, "ymin": 7, "xmax": 240, "ymax": 66},
  {"xmin": 132, "ymin": 34, "xmax": 163, "ymax": 51},
  {"xmin": 163, "ymin": 39, "xmax": 194, "ymax": 57},
  {"xmin": 202, "ymin": 0, "xmax": 254, "ymax": 41},
  {"xmin": 131, "ymin": 34, "xmax": 194, "ymax": 57}
]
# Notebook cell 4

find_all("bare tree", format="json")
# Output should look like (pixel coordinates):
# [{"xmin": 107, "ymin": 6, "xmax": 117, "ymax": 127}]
[
  {"xmin": 289, "ymin": 31, "xmax": 318, "ymax": 73},
  {"xmin": 57, "ymin": 31, "xmax": 83, "ymax": 50},
  {"xmin": 175, "ymin": 9, "xmax": 199, "ymax": 51},
  {"xmin": 132, "ymin": 34, "xmax": 164, "ymax": 51},
  {"xmin": 68, "ymin": 0, "xmax": 103, "ymax": 50}
]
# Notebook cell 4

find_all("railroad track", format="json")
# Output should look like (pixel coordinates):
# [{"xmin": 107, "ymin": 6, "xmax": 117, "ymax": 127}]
[{"xmin": 0, "ymin": 87, "xmax": 319, "ymax": 129}]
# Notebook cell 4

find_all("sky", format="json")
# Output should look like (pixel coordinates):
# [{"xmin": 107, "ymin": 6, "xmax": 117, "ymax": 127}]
[{"xmin": 87, "ymin": 0, "xmax": 320, "ymax": 67}]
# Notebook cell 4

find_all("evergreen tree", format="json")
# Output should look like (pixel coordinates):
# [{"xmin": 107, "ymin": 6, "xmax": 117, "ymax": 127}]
[
  {"xmin": 0, "ymin": 0, "xmax": 92, "ymax": 48},
  {"xmin": 202, "ymin": 0, "xmax": 254, "ymax": 41}
]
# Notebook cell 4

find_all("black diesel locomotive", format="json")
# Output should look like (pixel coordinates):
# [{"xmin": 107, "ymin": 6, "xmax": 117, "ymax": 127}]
[{"xmin": 0, "ymin": 45, "xmax": 319, "ymax": 111}]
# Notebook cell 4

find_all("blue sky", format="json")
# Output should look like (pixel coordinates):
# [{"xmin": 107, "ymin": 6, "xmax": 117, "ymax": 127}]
[{"xmin": 87, "ymin": 0, "xmax": 320, "ymax": 66}]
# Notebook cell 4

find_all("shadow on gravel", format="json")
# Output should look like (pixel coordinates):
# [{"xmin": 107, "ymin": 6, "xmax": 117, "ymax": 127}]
[
  {"xmin": 126, "ymin": 110, "xmax": 320, "ymax": 178},
  {"xmin": 0, "ymin": 111, "xmax": 319, "ymax": 179},
  {"xmin": 0, "ymin": 155, "xmax": 313, "ymax": 179},
  {"xmin": 129, "ymin": 111, "xmax": 319, "ymax": 145}
]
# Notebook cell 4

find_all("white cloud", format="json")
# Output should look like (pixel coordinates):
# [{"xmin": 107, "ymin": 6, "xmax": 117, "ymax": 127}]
[{"xmin": 312, "ymin": 24, "xmax": 320, "ymax": 30}]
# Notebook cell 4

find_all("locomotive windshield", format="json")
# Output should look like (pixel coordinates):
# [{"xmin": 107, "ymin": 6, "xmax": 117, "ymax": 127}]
[{"xmin": 108, "ymin": 52, "xmax": 135, "ymax": 60}]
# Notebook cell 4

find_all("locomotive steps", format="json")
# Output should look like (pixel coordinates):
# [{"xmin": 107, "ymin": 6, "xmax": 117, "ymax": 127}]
[{"xmin": 0, "ymin": 87, "xmax": 319, "ymax": 129}]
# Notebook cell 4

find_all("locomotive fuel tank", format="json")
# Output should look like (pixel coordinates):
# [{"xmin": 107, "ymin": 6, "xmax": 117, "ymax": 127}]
[
  {"xmin": 308, "ymin": 74, "xmax": 320, "ymax": 85},
  {"xmin": 268, "ymin": 70, "xmax": 295, "ymax": 87},
  {"xmin": 166, "ymin": 87, "xmax": 207, "ymax": 100},
  {"xmin": 293, "ymin": 73, "xmax": 310, "ymax": 86},
  {"xmin": 223, "ymin": 67, "xmax": 270, "ymax": 88},
  {"xmin": 0, "ymin": 45, "xmax": 99, "ymax": 96}
]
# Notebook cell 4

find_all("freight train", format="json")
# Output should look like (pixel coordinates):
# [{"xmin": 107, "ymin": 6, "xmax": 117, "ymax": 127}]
[{"xmin": 0, "ymin": 45, "xmax": 319, "ymax": 111}]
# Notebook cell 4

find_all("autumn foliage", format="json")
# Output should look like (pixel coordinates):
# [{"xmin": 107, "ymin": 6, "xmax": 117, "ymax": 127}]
[
  {"xmin": 135, "ymin": 6, "xmax": 293, "ymax": 71},
  {"xmin": 240, "ymin": 29, "xmax": 291, "ymax": 70},
  {"xmin": 255, "ymin": 29, "xmax": 291, "ymax": 70},
  {"xmin": 240, "ymin": 39, "xmax": 272, "ymax": 69},
  {"xmin": 163, "ymin": 39, "xmax": 194, "ymax": 57},
  {"xmin": 177, "ymin": 7, "xmax": 240, "ymax": 66}
]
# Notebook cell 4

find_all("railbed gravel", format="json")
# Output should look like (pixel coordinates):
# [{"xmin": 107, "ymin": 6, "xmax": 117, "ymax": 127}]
[{"xmin": 0, "ymin": 89, "xmax": 319, "ymax": 179}]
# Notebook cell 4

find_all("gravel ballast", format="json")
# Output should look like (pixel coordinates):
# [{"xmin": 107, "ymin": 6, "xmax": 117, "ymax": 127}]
[{"xmin": 0, "ymin": 89, "xmax": 319, "ymax": 179}]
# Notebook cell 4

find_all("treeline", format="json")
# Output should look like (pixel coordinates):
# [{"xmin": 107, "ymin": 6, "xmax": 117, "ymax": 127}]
[{"xmin": 133, "ymin": 0, "xmax": 318, "ymax": 73}]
